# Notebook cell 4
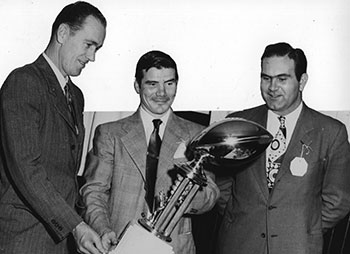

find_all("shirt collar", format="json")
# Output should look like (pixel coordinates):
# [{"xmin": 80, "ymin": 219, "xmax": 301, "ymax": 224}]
[
  {"xmin": 42, "ymin": 52, "xmax": 68, "ymax": 91},
  {"xmin": 267, "ymin": 102, "xmax": 303, "ymax": 144},
  {"xmin": 139, "ymin": 106, "xmax": 171, "ymax": 141}
]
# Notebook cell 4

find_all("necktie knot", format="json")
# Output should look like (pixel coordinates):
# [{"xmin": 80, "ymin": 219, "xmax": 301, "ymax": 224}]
[
  {"xmin": 152, "ymin": 119, "xmax": 162, "ymax": 130},
  {"xmin": 278, "ymin": 116, "xmax": 286, "ymax": 138},
  {"xmin": 278, "ymin": 116, "xmax": 286, "ymax": 129},
  {"xmin": 64, "ymin": 83, "xmax": 73, "ymax": 105}
]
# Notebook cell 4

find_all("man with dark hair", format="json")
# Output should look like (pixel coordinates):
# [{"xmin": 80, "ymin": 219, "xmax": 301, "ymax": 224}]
[
  {"xmin": 0, "ymin": 2, "xmax": 107, "ymax": 254},
  {"xmin": 80, "ymin": 50, "xmax": 219, "ymax": 253},
  {"xmin": 216, "ymin": 42, "xmax": 350, "ymax": 254}
]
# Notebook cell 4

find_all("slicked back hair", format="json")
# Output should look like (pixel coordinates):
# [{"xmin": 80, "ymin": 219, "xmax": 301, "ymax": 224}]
[
  {"xmin": 50, "ymin": 1, "xmax": 106, "ymax": 39},
  {"xmin": 135, "ymin": 50, "xmax": 178, "ymax": 85},
  {"xmin": 261, "ymin": 42, "xmax": 307, "ymax": 81}
]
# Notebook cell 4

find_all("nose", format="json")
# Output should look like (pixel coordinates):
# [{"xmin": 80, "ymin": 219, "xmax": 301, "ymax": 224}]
[
  {"xmin": 86, "ymin": 48, "xmax": 96, "ymax": 62},
  {"xmin": 268, "ymin": 78, "xmax": 278, "ymax": 91},
  {"xmin": 156, "ymin": 83, "xmax": 166, "ymax": 96}
]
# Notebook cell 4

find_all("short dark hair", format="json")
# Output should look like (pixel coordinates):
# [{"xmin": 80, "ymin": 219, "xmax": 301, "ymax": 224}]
[
  {"xmin": 135, "ymin": 50, "xmax": 178, "ymax": 85},
  {"xmin": 261, "ymin": 42, "xmax": 307, "ymax": 81},
  {"xmin": 51, "ymin": 1, "xmax": 106, "ymax": 38}
]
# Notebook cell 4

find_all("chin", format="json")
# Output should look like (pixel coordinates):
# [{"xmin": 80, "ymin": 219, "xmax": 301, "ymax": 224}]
[{"xmin": 151, "ymin": 108, "xmax": 169, "ymax": 116}]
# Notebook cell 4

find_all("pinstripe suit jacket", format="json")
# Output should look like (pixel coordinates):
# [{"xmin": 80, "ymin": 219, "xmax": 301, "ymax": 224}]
[
  {"xmin": 216, "ymin": 104, "xmax": 350, "ymax": 254},
  {"xmin": 81, "ymin": 110, "xmax": 220, "ymax": 254},
  {"xmin": 0, "ymin": 55, "xmax": 85, "ymax": 254}
]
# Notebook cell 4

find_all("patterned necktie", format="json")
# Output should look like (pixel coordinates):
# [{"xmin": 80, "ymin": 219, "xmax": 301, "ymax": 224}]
[
  {"xmin": 145, "ymin": 119, "xmax": 162, "ymax": 212},
  {"xmin": 64, "ymin": 83, "xmax": 79, "ymax": 135},
  {"xmin": 266, "ymin": 116, "xmax": 287, "ymax": 189}
]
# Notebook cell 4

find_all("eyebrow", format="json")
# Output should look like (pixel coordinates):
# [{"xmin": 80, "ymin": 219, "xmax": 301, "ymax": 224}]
[
  {"xmin": 260, "ymin": 73, "xmax": 291, "ymax": 79},
  {"xmin": 85, "ymin": 39, "xmax": 103, "ymax": 50},
  {"xmin": 144, "ymin": 78, "xmax": 177, "ymax": 84},
  {"xmin": 164, "ymin": 78, "xmax": 177, "ymax": 83}
]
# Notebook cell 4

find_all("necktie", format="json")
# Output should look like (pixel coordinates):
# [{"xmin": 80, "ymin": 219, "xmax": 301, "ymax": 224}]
[
  {"xmin": 266, "ymin": 116, "xmax": 287, "ymax": 189},
  {"xmin": 64, "ymin": 83, "xmax": 79, "ymax": 135},
  {"xmin": 145, "ymin": 119, "xmax": 162, "ymax": 212}
]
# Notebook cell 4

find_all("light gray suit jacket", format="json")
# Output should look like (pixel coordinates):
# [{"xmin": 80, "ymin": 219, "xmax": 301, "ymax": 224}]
[
  {"xmin": 81, "ymin": 109, "xmax": 219, "ymax": 254},
  {"xmin": 0, "ymin": 55, "xmax": 84, "ymax": 254},
  {"xmin": 216, "ymin": 103, "xmax": 350, "ymax": 254}
]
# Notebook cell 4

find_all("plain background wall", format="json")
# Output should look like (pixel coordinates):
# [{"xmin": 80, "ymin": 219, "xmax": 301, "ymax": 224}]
[{"xmin": 1, "ymin": 0, "xmax": 349, "ymax": 112}]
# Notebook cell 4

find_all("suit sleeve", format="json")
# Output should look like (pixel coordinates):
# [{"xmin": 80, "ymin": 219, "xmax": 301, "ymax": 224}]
[
  {"xmin": 80, "ymin": 125, "xmax": 114, "ymax": 236},
  {"xmin": 184, "ymin": 125, "xmax": 220, "ymax": 214},
  {"xmin": 0, "ymin": 71, "xmax": 82, "ymax": 241},
  {"xmin": 215, "ymin": 175, "xmax": 234, "ymax": 216},
  {"xmin": 322, "ymin": 123, "xmax": 350, "ymax": 230},
  {"xmin": 186, "ymin": 169, "xmax": 220, "ymax": 214}
]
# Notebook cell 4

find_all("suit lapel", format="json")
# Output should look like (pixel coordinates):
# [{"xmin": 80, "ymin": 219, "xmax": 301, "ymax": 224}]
[
  {"xmin": 156, "ymin": 112, "xmax": 192, "ymax": 192},
  {"xmin": 35, "ymin": 55, "xmax": 79, "ymax": 135},
  {"xmin": 274, "ymin": 105, "xmax": 314, "ymax": 184},
  {"xmin": 247, "ymin": 107, "xmax": 270, "ymax": 200},
  {"xmin": 120, "ymin": 111, "xmax": 195, "ymax": 194},
  {"xmin": 120, "ymin": 111, "xmax": 148, "ymax": 182}
]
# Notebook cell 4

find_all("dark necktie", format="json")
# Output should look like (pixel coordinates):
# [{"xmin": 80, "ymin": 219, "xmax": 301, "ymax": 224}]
[
  {"xmin": 266, "ymin": 116, "xmax": 287, "ymax": 189},
  {"xmin": 64, "ymin": 83, "xmax": 79, "ymax": 135},
  {"xmin": 145, "ymin": 119, "xmax": 162, "ymax": 212}
]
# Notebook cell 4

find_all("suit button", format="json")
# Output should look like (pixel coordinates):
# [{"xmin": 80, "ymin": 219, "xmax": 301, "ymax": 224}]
[
  {"xmin": 71, "ymin": 144, "xmax": 76, "ymax": 150},
  {"xmin": 261, "ymin": 233, "xmax": 266, "ymax": 238},
  {"xmin": 268, "ymin": 205, "xmax": 276, "ymax": 210}
]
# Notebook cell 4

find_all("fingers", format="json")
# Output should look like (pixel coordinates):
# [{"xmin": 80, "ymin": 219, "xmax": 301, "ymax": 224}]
[
  {"xmin": 101, "ymin": 231, "xmax": 118, "ymax": 251},
  {"xmin": 77, "ymin": 236, "xmax": 106, "ymax": 254},
  {"xmin": 74, "ymin": 222, "xmax": 107, "ymax": 254}
]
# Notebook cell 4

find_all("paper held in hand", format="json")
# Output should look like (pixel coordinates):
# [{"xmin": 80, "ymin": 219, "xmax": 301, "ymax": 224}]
[{"xmin": 108, "ymin": 222, "xmax": 174, "ymax": 254}]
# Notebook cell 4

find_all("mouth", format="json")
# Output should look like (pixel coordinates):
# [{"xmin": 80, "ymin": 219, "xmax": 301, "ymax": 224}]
[
  {"xmin": 153, "ymin": 97, "xmax": 169, "ymax": 103},
  {"xmin": 268, "ymin": 93, "xmax": 282, "ymax": 100},
  {"xmin": 78, "ymin": 60, "xmax": 87, "ymax": 68}
]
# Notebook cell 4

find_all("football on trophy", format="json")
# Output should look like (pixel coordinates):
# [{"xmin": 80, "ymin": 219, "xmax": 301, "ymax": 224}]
[{"xmin": 187, "ymin": 117, "xmax": 273, "ymax": 167}]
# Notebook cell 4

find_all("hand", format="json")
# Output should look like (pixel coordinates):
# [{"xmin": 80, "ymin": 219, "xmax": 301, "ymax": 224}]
[
  {"xmin": 73, "ymin": 221, "xmax": 107, "ymax": 254},
  {"xmin": 101, "ymin": 231, "xmax": 118, "ymax": 251}
]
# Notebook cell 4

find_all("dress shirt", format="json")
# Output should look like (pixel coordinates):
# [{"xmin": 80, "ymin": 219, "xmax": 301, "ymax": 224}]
[
  {"xmin": 139, "ymin": 106, "xmax": 171, "ymax": 143},
  {"xmin": 266, "ymin": 102, "xmax": 303, "ymax": 148}
]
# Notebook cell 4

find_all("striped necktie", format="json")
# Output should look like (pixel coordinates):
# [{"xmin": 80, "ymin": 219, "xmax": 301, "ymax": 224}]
[{"xmin": 64, "ymin": 82, "xmax": 79, "ymax": 135}]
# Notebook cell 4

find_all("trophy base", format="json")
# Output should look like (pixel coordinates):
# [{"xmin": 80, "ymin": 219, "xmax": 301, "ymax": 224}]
[
  {"xmin": 108, "ymin": 222, "xmax": 174, "ymax": 254},
  {"xmin": 138, "ymin": 217, "xmax": 172, "ymax": 242}
]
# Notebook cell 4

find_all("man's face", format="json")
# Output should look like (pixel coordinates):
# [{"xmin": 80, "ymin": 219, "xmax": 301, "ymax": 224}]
[
  {"xmin": 59, "ymin": 15, "xmax": 106, "ymax": 77},
  {"xmin": 260, "ymin": 55, "xmax": 307, "ymax": 116},
  {"xmin": 134, "ymin": 67, "xmax": 177, "ymax": 116}
]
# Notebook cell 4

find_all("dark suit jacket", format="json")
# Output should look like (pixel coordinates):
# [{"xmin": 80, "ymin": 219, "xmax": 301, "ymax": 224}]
[
  {"xmin": 81, "ymin": 110, "xmax": 219, "ymax": 254},
  {"xmin": 216, "ymin": 104, "xmax": 350, "ymax": 254},
  {"xmin": 0, "ymin": 55, "xmax": 85, "ymax": 254}
]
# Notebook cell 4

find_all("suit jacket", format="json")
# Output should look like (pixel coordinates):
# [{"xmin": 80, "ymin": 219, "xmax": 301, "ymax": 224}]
[
  {"xmin": 216, "ymin": 104, "xmax": 350, "ymax": 254},
  {"xmin": 0, "ymin": 55, "xmax": 85, "ymax": 254},
  {"xmin": 81, "ymin": 110, "xmax": 219, "ymax": 254}
]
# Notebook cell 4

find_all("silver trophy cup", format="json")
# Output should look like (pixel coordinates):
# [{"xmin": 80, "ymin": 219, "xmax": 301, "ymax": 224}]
[{"xmin": 138, "ymin": 117, "xmax": 273, "ymax": 242}]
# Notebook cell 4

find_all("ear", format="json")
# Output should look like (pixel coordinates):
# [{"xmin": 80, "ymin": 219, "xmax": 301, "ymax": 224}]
[
  {"xmin": 56, "ymin": 23, "xmax": 70, "ymax": 44},
  {"xmin": 299, "ymin": 73, "xmax": 308, "ymax": 92},
  {"xmin": 134, "ymin": 80, "xmax": 140, "ymax": 94}
]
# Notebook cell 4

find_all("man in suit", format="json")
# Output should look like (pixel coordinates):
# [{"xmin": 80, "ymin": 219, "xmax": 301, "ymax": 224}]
[
  {"xmin": 0, "ymin": 2, "xmax": 107, "ymax": 254},
  {"xmin": 80, "ymin": 50, "xmax": 219, "ymax": 254},
  {"xmin": 216, "ymin": 42, "xmax": 350, "ymax": 254}
]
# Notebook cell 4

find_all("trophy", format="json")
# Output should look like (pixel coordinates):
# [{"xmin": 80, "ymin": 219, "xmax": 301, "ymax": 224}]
[{"xmin": 110, "ymin": 117, "xmax": 273, "ymax": 254}]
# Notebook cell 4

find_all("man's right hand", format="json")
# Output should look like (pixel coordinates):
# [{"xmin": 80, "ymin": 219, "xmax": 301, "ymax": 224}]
[
  {"xmin": 73, "ymin": 221, "xmax": 107, "ymax": 254},
  {"xmin": 101, "ymin": 231, "xmax": 118, "ymax": 252}
]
